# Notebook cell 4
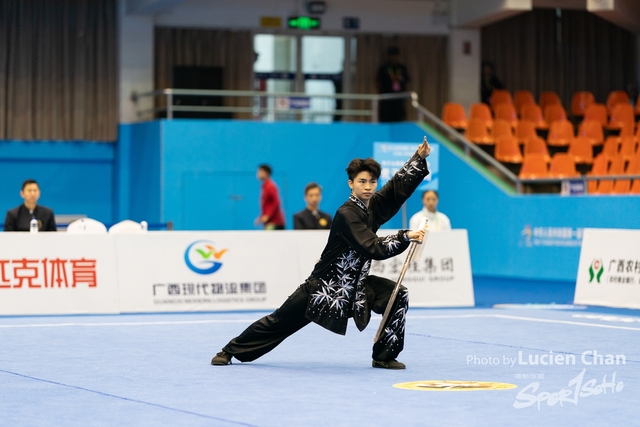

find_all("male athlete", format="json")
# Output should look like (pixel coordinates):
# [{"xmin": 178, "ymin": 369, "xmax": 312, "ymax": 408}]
[{"xmin": 212, "ymin": 138, "xmax": 430, "ymax": 369}]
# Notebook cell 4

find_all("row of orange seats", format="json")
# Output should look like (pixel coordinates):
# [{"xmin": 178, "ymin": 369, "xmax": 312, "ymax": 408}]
[
  {"xmin": 518, "ymin": 152, "xmax": 640, "ymax": 195},
  {"xmin": 444, "ymin": 90, "xmax": 639, "ymax": 135},
  {"xmin": 467, "ymin": 117, "xmax": 640, "ymax": 149},
  {"xmin": 446, "ymin": 101, "xmax": 638, "ymax": 136},
  {"xmin": 491, "ymin": 89, "xmax": 639, "ymax": 117},
  {"xmin": 495, "ymin": 135, "xmax": 639, "ymax": 169},
  {"xmin": 587, "ymin": 153, "xmax": 640, "ymax": 194}
]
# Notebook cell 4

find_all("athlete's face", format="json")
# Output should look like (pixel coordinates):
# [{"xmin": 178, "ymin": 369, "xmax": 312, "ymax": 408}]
[{"xmin": 348, "ymin": 171, "xmax": 377, "ymax": 203}]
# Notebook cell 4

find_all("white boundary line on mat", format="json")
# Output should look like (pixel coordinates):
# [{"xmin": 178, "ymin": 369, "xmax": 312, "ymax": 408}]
[
  {"xmin": 0, "ymin": 319, "xmax": 249, "ymax": 328},
  {"xmin": 406, "ymin": 313, "xmax": 640, "ymax": 332},
  {"xmin": 0, "ymin": 313, "xmax": 639, "ymax": 331}
]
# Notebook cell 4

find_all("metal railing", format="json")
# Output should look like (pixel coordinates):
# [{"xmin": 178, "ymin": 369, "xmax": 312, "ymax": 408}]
[
  {"xmin": 132, "ymin": 88, "xmax": 417, "ymax": 122},
  {"xmin": 131, "ymin": 89, "xmax": 640, "ymax": 194}
]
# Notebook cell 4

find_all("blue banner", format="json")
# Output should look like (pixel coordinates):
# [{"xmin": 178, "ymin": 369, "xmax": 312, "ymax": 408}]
[{"xmin": 374, "ymin": 142, "xmax": 439, "ymax": 190}]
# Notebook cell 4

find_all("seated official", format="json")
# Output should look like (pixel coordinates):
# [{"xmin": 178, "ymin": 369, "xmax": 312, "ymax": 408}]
[
  {"xmin": 4, "ymin": 179, "xmax": 57, "ymax": 232},
  {"xmin": 293, "ymin": 182, "xmax": 332, "ymax": 230},
  {"xmin": 409, "ymin": 189, "xmax": 451, "ymax": 231}
]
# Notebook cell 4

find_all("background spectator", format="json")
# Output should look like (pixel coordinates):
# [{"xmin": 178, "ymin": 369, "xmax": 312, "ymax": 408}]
[
  {"xmin": 255, "ymin": 164, "xmax": 285, "ymax": 230},
  {"xmin": 4, "ymin": 179, "xmax": 57, "ymax": 232},
  {"xmin": 409, "ymin": 189, "xmax": 451, "ymax": 231},
  {"xmin": 293, "ymin": 182, "xmax": 332, "ymax": 230},
  {"xmin": 377, "ymin": 46, "xmax": 409, "ymax": 122}
]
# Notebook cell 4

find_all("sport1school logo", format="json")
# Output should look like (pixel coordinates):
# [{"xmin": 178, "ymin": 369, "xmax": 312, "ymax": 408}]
[
  {"xmin": 184, "ymin": 240, "xmax": 228, "ymax": 275},
  {"xmin": 588, "ymin": 258, "xmax": 604, "ymax": 283}
]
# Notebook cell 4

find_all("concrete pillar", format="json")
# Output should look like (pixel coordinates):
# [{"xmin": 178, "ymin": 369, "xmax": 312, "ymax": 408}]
[{"xmin": 448, "ymin": 28, "xmax": 481, "ymax": 112}]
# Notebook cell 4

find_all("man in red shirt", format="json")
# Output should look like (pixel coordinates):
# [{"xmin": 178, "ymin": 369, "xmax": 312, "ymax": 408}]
[{"xmin": 256, "ymin": 164, "xmax": 285, "ymax": 230}]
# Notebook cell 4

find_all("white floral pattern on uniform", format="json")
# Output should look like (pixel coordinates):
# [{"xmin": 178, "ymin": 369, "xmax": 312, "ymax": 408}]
[
  {"xmin": 380, "ymin": 290, "xmax": 409, "ymax": 346},
  {"xmin": 310, "ymin": 250, "xmax": 362, "ymax": 318}
]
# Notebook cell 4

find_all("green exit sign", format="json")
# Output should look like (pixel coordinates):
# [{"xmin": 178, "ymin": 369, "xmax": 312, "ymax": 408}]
[{"xmin": 288, "ymin": 16, "xmax": 321, "ymax": 30}]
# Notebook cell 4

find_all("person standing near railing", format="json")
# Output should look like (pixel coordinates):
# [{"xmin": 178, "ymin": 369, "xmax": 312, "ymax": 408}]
[
  {"xmin": 377, "ymin": 46, "xmax": 409, "ymax": 122},
  {"xmin": 4, "ymin": 179, "xmax": 57, "ymax": 232}
]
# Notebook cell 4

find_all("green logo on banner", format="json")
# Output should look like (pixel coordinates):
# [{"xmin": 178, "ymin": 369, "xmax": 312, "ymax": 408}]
[{"xmin": 589, "ymin": 259, "xmax": 604, "ymax": 283}]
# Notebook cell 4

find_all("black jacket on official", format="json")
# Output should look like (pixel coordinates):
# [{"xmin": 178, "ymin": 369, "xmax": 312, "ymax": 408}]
[
  {"xmin": 293, "ymin": 209, "xmax": 332, "ymax": 230},
  {"xmin": 4, "ymin": 205, "xmax": 57, "ymax": 232}
]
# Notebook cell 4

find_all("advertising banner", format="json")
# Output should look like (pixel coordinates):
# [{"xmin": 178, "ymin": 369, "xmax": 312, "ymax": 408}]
[
  {"xmin": 0, "ymin": 233, "xmax": 119, "ymax": 315},
  {"xmin": 115, "ymin": 231, "xmax": 300, "ymax": 313},
  {"xmin": 374, "ymin": 229, "xmax": 475, "ymax": 307},
  {"xmin": 574, "ymin": 228, "xmax": 640, "ymax": 309},
  {"xmin": 373, "ymin": 142, "xmax": 439, "ymax": 191}
]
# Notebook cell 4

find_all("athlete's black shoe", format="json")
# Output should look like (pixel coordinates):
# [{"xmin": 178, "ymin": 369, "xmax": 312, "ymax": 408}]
[
  {"xmin": 211, "ymin": 351, "xmax": 233, "ymax": 365},
  {"xmin": 372, "ymin": 359, "xmax": 406, "ymax": 369}
]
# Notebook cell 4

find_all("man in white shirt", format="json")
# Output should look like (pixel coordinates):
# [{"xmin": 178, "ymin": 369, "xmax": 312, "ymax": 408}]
[{"xmin": 409, "ymin": 190, "xmax": 451, "ymax": 231}]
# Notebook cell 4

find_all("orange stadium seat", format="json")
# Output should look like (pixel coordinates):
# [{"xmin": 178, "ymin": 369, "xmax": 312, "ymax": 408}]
[
  {"xmin": 521, "ymin": 104, "xmax": 548, "ymax": 130},
  {"xmin": 609, "ymin": 154, "xmax": 625, "ymax": 174},
  {"xmin": 595, "ymin": 155, "xmax": 626, "ymax": 194},
  {"xmin": 544, "ymin": 104, "xmax": 568, "ymax": 124},
  {"xmin": 627, "ymin": 155, "xmax": 639, "ymax": 175},
  {"xmin": 495, "ymin": 136, "xmax": 523, "ymax": 164},
  {"xmin": 490, "ymin": 90, "xmax": 513, "ymax": 112},
  {"xmin": 494, "ymin": 103, "xmax": 518, "ymax": 128},
  {"xmin": 465, "ymin": 117, "xmax": 494, "ymax": 145},
  {"xmin": 583, "ymin": 104, "xmax": 609, "ymax": 127},
  {"xmin": 620, "ymin": 136, "xmax": 638, "ymax": 162},
  {"xmin": 523, "ymin": 137, "xmax": 551, "ymax": 163},
  {"xmin": 606, "ymin": 103, "xmax": 635, "ymax": 131},
  {"xmin": 577, "ymin": 119, "xmax": 604, "ymax": 146},
  {"xmin": 516, "ymin": 120, "xmax": 537, "ymax": 145},
  {"xmin": 514, "ymin": 90, "xmax": 535, "ymax": 114},
  {"xmin": 539, "ymin": 91, "xmax": 561, "ymax": 113},
  {"xmin": 571, "ymin": 91, "xmax": 595, "ymax": 117},
  {"xmin": 568, "ymin": 137, "xmax": 594, "ymax": 166},
  {"xmin": 519, "ymin": 154, "xmax": 550, "ymax": 179},
  {"xmin": 549, "ymin": 153, "xmax": 580, "ymax": 178},
  {"xmin": 547, "ymin": 119, "xmax": 574, "ymax": 147},
  {"xmin": 636, "ymin": 94, "xmax": 640, "ymax": 115},
  {"xmin": 587, "ymin": 154, "xmax": 610, "ymax": 193},
  {"xmin": 630, "ymin": 179, "xmax": 640, "ymax": 194},
  {"xmin": 619, "ymin": 122, "xmax": 635, "ymax": 138},
  {"xmin": 612, "ymin": 179, "xmax": 631, "ymax": 194},
  {"xmin": 613, "ymin": 155, "xmax": 639, "ymax": 194},
  {"xmin": 442, "ymin": 102, "xmax": 468, "ymax": 130},
  {"xmin": 606, "ymin": 90, "xmax": 629, "ymax": 114},
  {"xmin": 492, "ymin": 119, "xmax": 515, "ymax": 139},
  {"xmin": 470, "ymin": 103, "xmax": 494, "ymax": 129},
  {"xmin": 602, "ymin": 136, "xmax": 620, "ymax": 157}
]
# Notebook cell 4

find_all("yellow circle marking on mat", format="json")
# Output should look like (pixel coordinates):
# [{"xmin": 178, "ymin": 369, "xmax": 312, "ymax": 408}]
[{"xmin": 393, "ymin": 380, "xmax": 517, "ymax": 391}]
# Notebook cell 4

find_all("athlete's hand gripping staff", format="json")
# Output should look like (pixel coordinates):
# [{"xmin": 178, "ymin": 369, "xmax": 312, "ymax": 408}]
[{"xmin": 373, "ymin": 217, "xmax": 429, "ymax": 343}]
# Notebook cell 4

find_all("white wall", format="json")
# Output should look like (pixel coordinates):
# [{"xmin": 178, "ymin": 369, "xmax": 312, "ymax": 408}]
[
  {"xmin": 451, "ymin": 0, "xmax": 531, "ymax": 28},
  {"xmin": 153, "ymin": 0, "xmax": 450, "ymax": 35},
  {"xmin": 448, "ymin": 28, "xmax": 481, "ymax": 112},
  {"xmin": 119, "ymin": 0, "xmax": 155, "ymax": 123}
]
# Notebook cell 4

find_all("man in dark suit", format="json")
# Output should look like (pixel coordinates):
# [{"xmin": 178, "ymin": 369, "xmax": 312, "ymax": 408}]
[
  {"xmin": 4, "ymin": 179, "xmax": 57, "ymax": 232},
  {"xmin": 293, "ymin": 182, "xmax": 332, "ymax": 230},
  {"xmin": 377, "ymin": 46, "xmax": 409, "ymax": 122}
]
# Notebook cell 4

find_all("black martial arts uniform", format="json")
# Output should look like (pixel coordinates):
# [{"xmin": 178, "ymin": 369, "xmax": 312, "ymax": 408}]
[
  {"xmin": 4, "ymin": 205, "xmax": 57, "ymax": 232},
  {"xmin": 222, "ymin": 151, "xmax": 429, "ymax": 363},
  {"xmin": 293, "ymin": 208, "xmax": 332, "ymax": 230}
]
